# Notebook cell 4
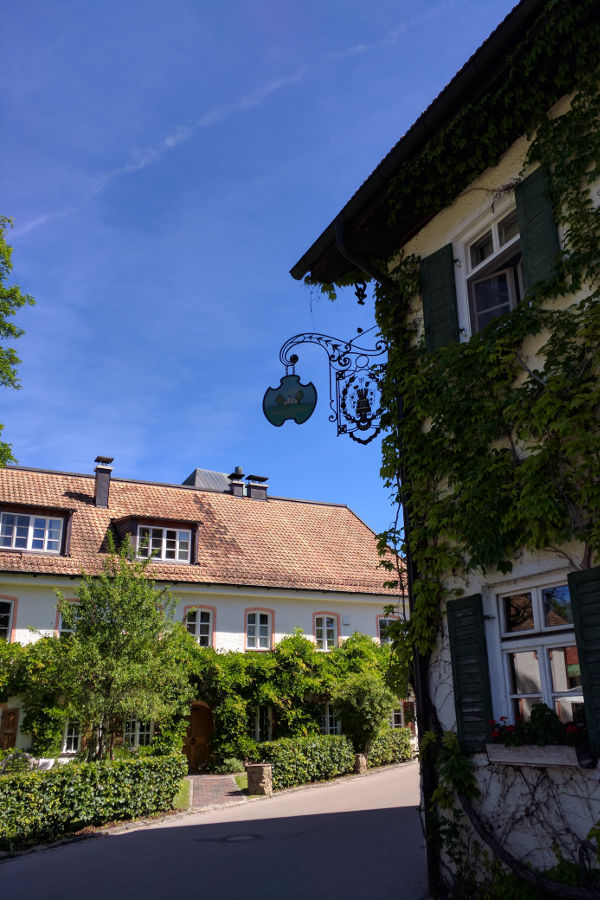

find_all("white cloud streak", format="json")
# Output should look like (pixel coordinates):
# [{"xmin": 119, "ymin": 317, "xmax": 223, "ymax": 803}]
[{"xmin": 16, "ymin": 1, "xmax": 460, "ymax": 238}]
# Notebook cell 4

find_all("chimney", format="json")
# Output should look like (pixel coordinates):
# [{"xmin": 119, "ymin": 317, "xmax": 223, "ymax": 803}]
[
  {"xmin": 228, "ymin": 466, "xmax": 245, "ymax": 498},
  {"xmin": 94, "ymin": 456, "xmax": 114, "ymax": 508},
  {"xmin": 246, "ymin": 474, "xmax": 268, "ymax": 501}
]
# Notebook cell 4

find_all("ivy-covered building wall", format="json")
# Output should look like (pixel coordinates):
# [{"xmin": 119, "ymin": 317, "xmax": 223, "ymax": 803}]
[{"xmin": 291, "ymin": 0, "xmax": 600, "ymax": 894}]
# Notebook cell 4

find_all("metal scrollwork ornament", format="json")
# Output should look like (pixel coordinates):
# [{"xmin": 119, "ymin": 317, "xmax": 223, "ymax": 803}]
[{"xmin": 263, "ymin": 326, "xmax": 387, "ymax": 444}]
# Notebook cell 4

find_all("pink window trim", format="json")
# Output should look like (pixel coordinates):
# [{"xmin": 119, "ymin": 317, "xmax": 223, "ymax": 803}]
[
  {"xmin": 312, "ymin": 611, "xmax": 341, "ymax": 650},
  {"xmin": 244, "ymin": 607, "xmax": 275, "ymax": 651},
  {"xmin": 182, "ymin": 604, "xmax": 217, "ymax": 649}
]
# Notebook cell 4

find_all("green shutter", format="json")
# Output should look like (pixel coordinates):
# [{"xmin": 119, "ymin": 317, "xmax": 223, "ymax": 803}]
[
  {"xmin": 568, "ymin": 566, "xmax": 600, "ymax": 757},
  {"xmin": 420, "ymin": 244, "xmax": 459, "ymax": 352},
  {"xmin": 515, "ymin": 167, "xmax": 560, "ymax": 290},
  {"xmin": 447, "ymin": 594, "xmax": 493, "ymax": 751}
]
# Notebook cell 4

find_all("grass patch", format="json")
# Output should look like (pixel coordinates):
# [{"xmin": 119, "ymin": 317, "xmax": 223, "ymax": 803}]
[
  {"xmin": 173, "ymin": 777, "xmax": 191, "ymax": 810},
  {"xmin": 234, "ymin": 773, "xmax": 248, "ymax": 793}
]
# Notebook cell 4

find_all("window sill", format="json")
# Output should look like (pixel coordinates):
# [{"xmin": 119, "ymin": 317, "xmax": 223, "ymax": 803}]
[{"xmin": 486, "ymin": 742, "xmax": 596, "ymax": 769}]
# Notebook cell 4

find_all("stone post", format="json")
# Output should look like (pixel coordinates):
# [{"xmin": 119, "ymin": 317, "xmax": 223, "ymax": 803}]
[{"xmin": 246, "ymin": 762, "xmax": 273, "ymax": 795}]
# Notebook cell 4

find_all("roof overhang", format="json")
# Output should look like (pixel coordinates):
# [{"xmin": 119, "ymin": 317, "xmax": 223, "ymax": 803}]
[{"xmin": 290, "ymin": 0, "xmax": 551, "ymax": 286}]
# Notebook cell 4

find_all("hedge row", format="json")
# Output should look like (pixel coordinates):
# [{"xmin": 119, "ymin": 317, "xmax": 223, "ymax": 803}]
[
  {"xmin": 367, "ymin": 728, "xmax": 413, "ymax": 767},
  {"xmin": 258, "ymin": 734, "xmax": 355, "ymax": 790},
  {"xmin": 0, "ymin": 754, "xmax": 187, "ymax": 849}
]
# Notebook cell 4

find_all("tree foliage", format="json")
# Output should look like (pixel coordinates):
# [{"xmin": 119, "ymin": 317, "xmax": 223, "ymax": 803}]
[
  {"xmin": 332, "ymin": 670, "xmax": 395, "ymax": 753},
  {"xmin": 0, "ymin": 216, "xmax": 35, "ymax": 466},
  {"xmin": 54, "ymin": 539, "xmax": 196, "ymax": 760}
]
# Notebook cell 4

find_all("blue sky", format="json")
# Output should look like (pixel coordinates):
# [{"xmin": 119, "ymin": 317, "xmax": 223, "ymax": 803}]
[{"xmin": 2, "ymin": 0, "xmax": 516, "ymax": 536}]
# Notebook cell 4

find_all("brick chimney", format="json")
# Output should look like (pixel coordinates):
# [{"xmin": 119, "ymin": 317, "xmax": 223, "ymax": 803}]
[
  {"xmin": 246, "ymin": 474, "xmax": 268, "ymax": 500},
  {"xmin": 94, "ymin": 456, "xmax": 114, "ymax": 508},
  {"xmin": 228, "ymin": 466, "xmax": 245, "ymax": 498}
]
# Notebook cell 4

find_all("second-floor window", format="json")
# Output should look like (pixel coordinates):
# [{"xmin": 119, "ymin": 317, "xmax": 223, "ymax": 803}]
[
  {"xmin": 315, "ymin": 615, "xmax": 337, "ymax": 651},
  {"xmin": 0, "ymin": 513, "xmax": 63, "ymax": 553},
  {"xmin": 185, "ymin": 608, "xmax": 213, "ymax": 647},
  {"xmin": 0, "ymin": 600, "xmax": 14, "ymax": 641},
  {"xmin": 466, "ymin": 207, "xmax": 523, "ymax": 334},
  {"xmin": 246, "ymin": 611, "xmax": 271, "ymax": 650},
  {"xmin": 137, "ymin": 526, "xmax": 191, "ymax": 562}
]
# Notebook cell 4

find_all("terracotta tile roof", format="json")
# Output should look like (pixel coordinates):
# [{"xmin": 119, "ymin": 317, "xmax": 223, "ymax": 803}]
[{"xmin": 0, "ymin": 467, "xmax": 398, "ymax": 596}]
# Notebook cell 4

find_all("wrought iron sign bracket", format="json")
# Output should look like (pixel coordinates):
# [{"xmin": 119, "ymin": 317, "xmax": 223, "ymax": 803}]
[{"xmin": 263, "ymin": 328, "xmax": 387, "ymax": 444}]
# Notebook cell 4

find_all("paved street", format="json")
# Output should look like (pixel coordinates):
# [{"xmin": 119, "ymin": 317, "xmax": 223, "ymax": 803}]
[{"xmin": 3, "ymin": 763, "xmax": 427, "ymax": 900}]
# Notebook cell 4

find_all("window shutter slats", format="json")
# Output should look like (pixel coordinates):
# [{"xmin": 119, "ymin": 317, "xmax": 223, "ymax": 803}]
[
  {"xmin": 420, "ymin": 243, "xmax": 459, "ymax": 351},
  {"xmin": 447, "ymin": 594, "xmax": 492, "ymax": 751},
  {"xmin": 568, "ymin": 566, "xmax": 600, "ymax": 757},
  {"xmin": 515, "ymin": 167, "xmax": 560, "ymax": 290}
]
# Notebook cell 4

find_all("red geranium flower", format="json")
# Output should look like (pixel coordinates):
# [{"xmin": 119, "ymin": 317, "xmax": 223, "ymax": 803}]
[
  {"xmin": 491, "ymin": 730, "xmax": 500, "ymax": 739},
  {"xmin": 566, "ymin": 723, "xmax": 579, "ymax": 735}
]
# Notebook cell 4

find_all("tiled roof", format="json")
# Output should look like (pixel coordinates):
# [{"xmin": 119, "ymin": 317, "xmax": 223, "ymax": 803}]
[{"xmin": 0, "ymin": 467, "xmax": 398, "ymax": 596}]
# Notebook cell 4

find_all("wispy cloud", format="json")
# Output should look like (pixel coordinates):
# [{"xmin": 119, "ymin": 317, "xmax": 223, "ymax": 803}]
[{"xmin": 16, "ymin": 1, "xmax": 459, "ymax": 238}]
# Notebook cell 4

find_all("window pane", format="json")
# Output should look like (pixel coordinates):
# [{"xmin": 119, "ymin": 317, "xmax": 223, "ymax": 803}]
[
  {"xmin": 470, "ymin": 230, "xmax": 494, "ymax": 268},
  {"xmin": 543, "ymin": 584, "xmax": 572, "ymax": 627},
  {"xmin": 498, "ymin": 209, "xmax": 519, "ymax": 246},
  {"xmin": 512, "ymin": 697, "xmax": 543, "ymax": 724},
  {"xmin": 555, "ymin": 698, "xmax": 586, "ymax": 725},
  {"xmin": 503, "ymin": 592, "xmax": 534, "ymax": 632},
  {"xmin": 473, "ymin": 272, "xmax": 512, "ymax": 315},
  {"xmin": 548, "ymin": 646, "xmax": 581, "ymax": 691},
  {"xmin": 186, "ymin": 611, "xmax": 197, "ymax": 634},
  {"xmin": 508, "ymin": 650, "xmax": 542, "ymax": 694}
]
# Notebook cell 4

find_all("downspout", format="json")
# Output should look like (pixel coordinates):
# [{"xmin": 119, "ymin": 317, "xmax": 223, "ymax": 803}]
[{"xmin": 334, "ymin": 218, "xmax": 442, "ymax": 898}]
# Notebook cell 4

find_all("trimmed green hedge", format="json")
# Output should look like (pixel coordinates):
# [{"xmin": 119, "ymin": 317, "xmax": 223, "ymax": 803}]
[
  {"xmin": 258, "ymin": 735, "xmax": 355, "ymax": 790},
  {"xmin": 367, "ymin": 728, "xmax": 413, "ymax": 767},
  {"xmin": 0, "ymin": 753, "xmax": 187, "ymax": 849}
]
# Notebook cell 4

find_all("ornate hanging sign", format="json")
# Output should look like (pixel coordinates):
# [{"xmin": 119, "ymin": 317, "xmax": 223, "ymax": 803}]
[
  {"xmin": 262, "ymin": 327, "xmax": 387, "ymax": 444},
  {"xmin": 262, "ymin": 373, "xmax": 317, "ymax": 426}
]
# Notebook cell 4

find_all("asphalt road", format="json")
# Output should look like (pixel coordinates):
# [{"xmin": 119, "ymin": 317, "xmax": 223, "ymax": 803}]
[{"xmin": 3, "ymin": 762, "xmax": 428, "ymax": 900}]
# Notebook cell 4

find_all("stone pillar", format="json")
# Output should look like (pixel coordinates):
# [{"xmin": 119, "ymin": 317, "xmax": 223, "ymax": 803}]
[
  {"xmin": 246, "ymin": 762, "xmax": 273, "ymax": 795},
  {"xmin": 354, "ymin": 753, "xmax": 368, "ymax": 774}
]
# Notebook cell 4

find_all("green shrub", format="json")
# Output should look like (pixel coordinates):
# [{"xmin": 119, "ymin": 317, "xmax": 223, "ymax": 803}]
[
  {"xmin": 212, "ymin": 757, "xmax": 245, "ymax": 774},
  {"xmin": 0, "ymin": 753, "xmax": 187, "ymax": 849},
  {"xmin": 258, "ymin": 735, "xmax": 354, "ymax": 790},
  {"xmin": 368, "ymin": 728, "xmax": 413, "ymax": 767},
  {"xmin": 331, "ymin": 671, "xmax": 395, "ymax": 753}
]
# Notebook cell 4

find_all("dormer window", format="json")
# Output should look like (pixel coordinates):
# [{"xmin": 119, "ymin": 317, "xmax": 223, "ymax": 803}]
[
  {"xmin": 137, "ymin": 525, "xmax": 191, "ymax": 562},
  {"xmin": 0, "ymin": 513, "xmax": 63, "ymax": 553}
]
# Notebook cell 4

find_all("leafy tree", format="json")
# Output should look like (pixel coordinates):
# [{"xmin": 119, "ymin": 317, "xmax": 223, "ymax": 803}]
[
  {"xmin": 0, "ymin": 217, "xmax": 35, "ymax": 465},
  {"xmin": 332, "ymin": 671, "xmax": 395, "ymax": 754},
  {"xmin": 55, "ymin": 539, "xmax": 196, "ymax": 760}
]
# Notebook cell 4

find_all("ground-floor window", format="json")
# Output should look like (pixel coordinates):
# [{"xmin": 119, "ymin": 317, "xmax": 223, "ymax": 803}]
[
  {"xmin": 249, "ymin": 705, "xmax": 272, "ymax": 742},
  {"xmin": 62, "ymin": 720, "xmax": 81, "ymax": 753},
  {"xmin": 123, "ymin": 718, "xmax": 153, "ymax": 748},
  {"xmin": 320, "ymin": 702, "xmax": 341, "ymax": 735},
  {"xmin": 390, "ymin": 702, "xmax": 415, "ymax": 733}
]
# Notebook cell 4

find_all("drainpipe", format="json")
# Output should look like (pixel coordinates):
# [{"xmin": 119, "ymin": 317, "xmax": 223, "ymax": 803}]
[{"xmin": 334, "ymin": 218, "xmax": 442, "ymax": 898}]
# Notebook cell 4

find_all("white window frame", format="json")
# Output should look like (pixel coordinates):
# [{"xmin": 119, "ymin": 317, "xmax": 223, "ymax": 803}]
[
  {"xmin": 497, "ymin": 580, "xmax": 583, "ymax": 725},
  {"xmin": 246, "ymin": 611, "xmax": 271, "ymax": 650},
  {"xmin": 185, "ymin": 608, "xmax": 213, "ymax": 647},
  {"xmin": 320, "ymin": 702, "xmax": 341, "ymax": 735},
  {"xmin": 451, "ymin": 198, "xmax": 524, "ymax": 339},
  {"xmin": 378, "ymin": 616, "xmax": 397, "ymax": 645},
  {"xmin": 249, "ymin": 705, "xmax": 272, "ymax": 742},
  {"xmin": 123, "ymin": 718, "xmax": 153, "ymax": 748},
  {"xmin": 136, "ymin": 525, "xmax": 191, "ymax": 562},
  {"xmin": 0, "ymin": 512, "xmax": 63, "ymax": 553},
  {"xmin": 62, "ymin": 720, "xmax": 81, "ymax": 754},
  {"xmin": 315, "ymin": 615, "xmax": 337, "ymax": 651},
  {"xmin": 0, "ymin": 599, "xmax": 14, "ymax": 641}
]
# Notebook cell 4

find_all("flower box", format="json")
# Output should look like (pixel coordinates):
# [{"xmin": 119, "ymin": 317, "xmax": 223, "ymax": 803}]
[{"xmin": 486, "ymin": 742, "xmax": 595, "ymax": 768}]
